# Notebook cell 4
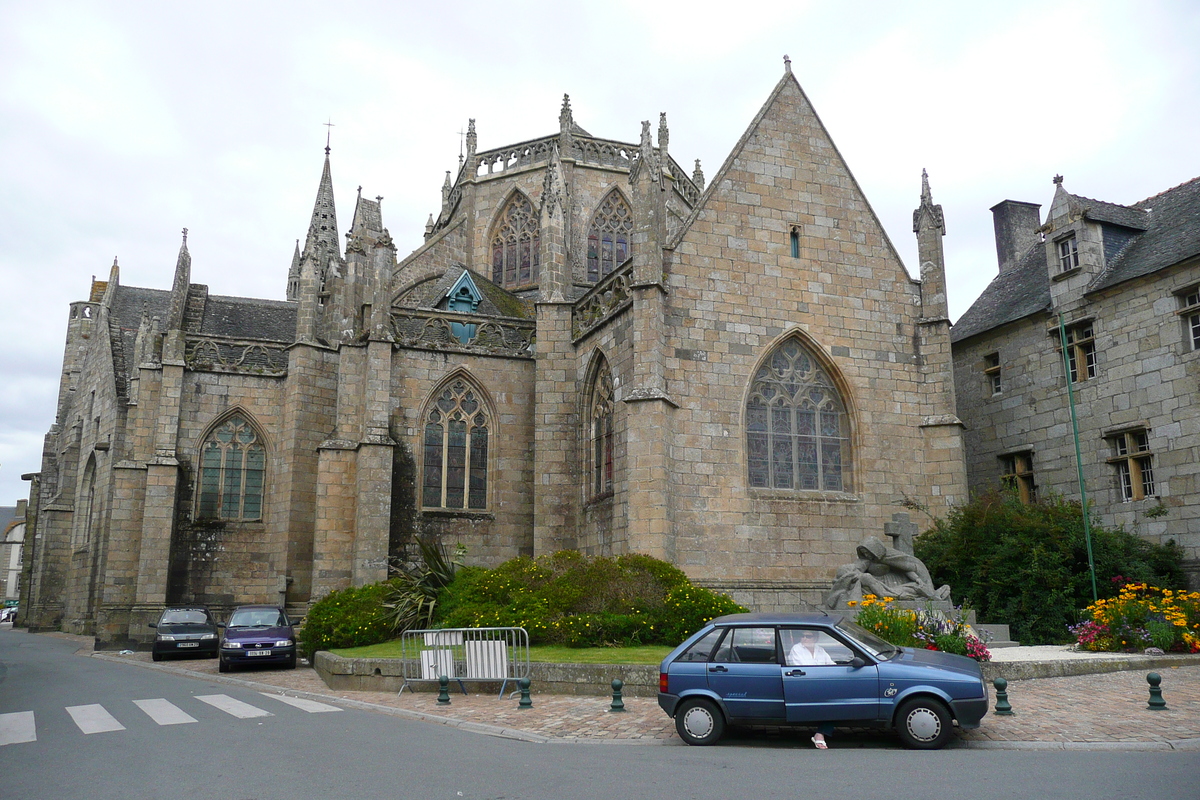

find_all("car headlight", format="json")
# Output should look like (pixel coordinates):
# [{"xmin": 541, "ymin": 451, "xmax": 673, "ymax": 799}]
[
  {"xmin": 200, "ymin": 633, "xmax": 216, "ymax": 640},
  {"xmin": 156, "ymin": 635, "xmax": 175, "ymax": 642},
  {"xmin": 274, "ymin": 639, "xmax": 293, "ymax": 647},
  {"xmin": 223, "ymin": 641, "xmax": 242, "ymax": 648}
]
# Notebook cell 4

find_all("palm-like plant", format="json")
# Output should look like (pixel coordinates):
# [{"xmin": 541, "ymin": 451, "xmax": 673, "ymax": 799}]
[{"xmin": 381, "ymin": 537, "xmax": 463, "ymax": 633}]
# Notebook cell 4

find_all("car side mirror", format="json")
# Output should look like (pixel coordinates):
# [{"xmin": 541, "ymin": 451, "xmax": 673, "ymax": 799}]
[
  {"xmin": 849, "ymin": 657, "xmax": 866, "ymax": 669},
  {"xmin": 148, "ymin": 622, "xmax": 157, "ymax": 628},
  {"xmin": 217, "ymin": 622, "xmax": 225, "ymax": 628}
]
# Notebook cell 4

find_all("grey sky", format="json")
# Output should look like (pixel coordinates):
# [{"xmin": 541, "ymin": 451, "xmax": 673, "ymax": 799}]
[{"xmin": 2, "ymin": 0, "xmax": 1198, "ymax": 504}]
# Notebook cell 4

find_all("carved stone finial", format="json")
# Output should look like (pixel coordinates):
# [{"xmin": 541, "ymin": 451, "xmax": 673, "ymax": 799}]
[
  {"xmin": 466, "ymin": 118, "xmax": 477, "ymax": 156},
  {"xmin": 658, "ymin": 112, "xmax": 669, "ymax": 150},
  {"xmin": 113, "ymin": 256, "xmax": 119, "ymax": 267},
  {"xmin": 640, "ymin": 120, "xmax": 652, "ymax": 149},
  {"xmin": 921, "ymin": 168, "xmax": 932, "ymax": 203},
  {"xmin": 560, "ymin": 93, "xmax": 573, "ymax": 131},
  {"xmin": 376, "ymin": 195, "xmax": 383, "ymax": 204},
  {"xmin": 181, "ymin": 227, "xmax": 188, "ymax": 245},
  {"xmin": 1053, "ymin": 174, "xmax": 1064, "ymax": 186},
  {"xmin": 693, "ymin": 158, "xmax": 705, "ymax": 190},
  {"xmin": 783, "ymin": 54, "xmax": 792, "ymax": 73}
]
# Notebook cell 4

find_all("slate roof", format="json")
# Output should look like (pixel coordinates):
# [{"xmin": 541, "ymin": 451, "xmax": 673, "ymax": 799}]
[
  {"xmin": 951, "ymin": 176, "xmax": 1200, "ymax": 344},
  {"xmin": 1090, "ymin": 176, "xmax": 1200, "ymax": 292},
  {"xmin": 198, "ymin": 295, "xmax": 297, "ymax": 341},
  {"xmin": 950, "ymin": 242, "xmax": 1050, "ymax": 343},
  {"xmin": 403, "ymin": 267, "xmax": 534, "ymax": 320}
]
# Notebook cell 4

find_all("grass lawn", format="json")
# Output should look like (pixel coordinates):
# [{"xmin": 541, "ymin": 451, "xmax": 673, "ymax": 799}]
[{"xmin": 330, "ymin": 640, "xmax": 673, "ymax": 665}]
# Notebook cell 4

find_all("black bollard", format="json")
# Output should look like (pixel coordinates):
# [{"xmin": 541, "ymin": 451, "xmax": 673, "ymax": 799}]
[
  {"xmin": 993, "ymin": 677, "xmax": 1014, "ymax": 716},
  {"xmin": 1146, "ymin": 672, "xmax": 1168, "ymax": 711},
  {"xmin": 437, "ymin": 675, "xmax": 451, "ymax": 705},
  {"xmin": 518, "ymin": 677, "xmax": 533, "ymax": 709},
  {"xmin": 609, "ymin": 679, "xmax": 626, "ymax": 713}
]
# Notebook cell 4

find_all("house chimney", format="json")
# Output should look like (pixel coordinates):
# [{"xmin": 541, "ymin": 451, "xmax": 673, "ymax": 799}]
[{"xmin": 990, "ymin": 200, "xmax": 1041, "ymax": 274}]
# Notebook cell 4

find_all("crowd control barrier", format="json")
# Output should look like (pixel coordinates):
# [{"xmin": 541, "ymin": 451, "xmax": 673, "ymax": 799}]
[{"xmin": 396, "ymin": 627, "xmax": 530, "ymax": 697}]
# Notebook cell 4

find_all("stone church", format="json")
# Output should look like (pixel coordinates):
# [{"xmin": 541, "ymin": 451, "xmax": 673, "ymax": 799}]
[{"xmin": 20, "ymin": 63, "xmax": 967, "ymax": 648}]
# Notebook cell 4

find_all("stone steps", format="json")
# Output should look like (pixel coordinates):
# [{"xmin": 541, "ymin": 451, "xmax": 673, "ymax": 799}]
[{"xmin": 976, "ymin": 623, "xmax": 1020, "ymax": 649}]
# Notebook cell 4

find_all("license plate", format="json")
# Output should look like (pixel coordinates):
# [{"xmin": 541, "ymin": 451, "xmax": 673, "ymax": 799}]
[
  {"xmin": 247, "ymin": 649, "xmax": 272, "ymax": 657},
  {"xmin": 178, "ymin": 642, "xmax": 199, "ymax": 648}
]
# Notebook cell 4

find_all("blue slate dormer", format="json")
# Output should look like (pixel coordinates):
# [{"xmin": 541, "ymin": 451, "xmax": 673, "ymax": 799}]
[{"xmin": 444, "ymin": 270, "xmax": 482, "ymax": 343}]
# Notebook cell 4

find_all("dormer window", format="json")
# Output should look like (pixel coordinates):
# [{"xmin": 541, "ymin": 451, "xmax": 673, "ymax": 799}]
[
  {"xmin": 1057, "ymin": 235, "xmax": 1079, "ymax": 273},
  {"xmin": 443, "ymin": 271, "xmax": 483, "ymax": 345}
]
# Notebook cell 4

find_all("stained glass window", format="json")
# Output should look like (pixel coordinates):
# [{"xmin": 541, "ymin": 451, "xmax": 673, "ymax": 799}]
[
  {"xmin": 747, "ymin": 339, "xmax": 850, "ymax": 492},
  {"xmin": 586, "ymin": 192, "xmax": 633, "ymax": 282},
  {"xmin": 491, "ymin": 194, "xmax": 540, "ymax": 289},
  {"xmin": 422, "ymin": 380, "xmax": 489, "ymax": 510},
  {"xmin": 197, "ymin": 414, "xmax": 265, "ymax": 521},
  {"xmin": 589, "ymin": 361, "xmax": 615, "ymax": 497}
]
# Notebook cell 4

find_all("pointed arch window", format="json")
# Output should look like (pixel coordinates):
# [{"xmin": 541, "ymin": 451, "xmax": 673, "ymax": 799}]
[
  {"xmin": 588, "ymin": 361, "xmax": 615, "ymax": 497},
  {"xmin": 197, "ymin": 414, "xmax": 265, "ymax": 521},
  {"xmin": 747, "ymin": 338, "xmax": 851, "ymax": 492},
  {"xmin": 422, "ymin": 379, "xmax": 489, "ymax": 510},
  {"xmin": 587, "ymin": 191, "xmax": 633, "ymax": 282},
  {"xmin": 491, "ymin": 194, "xmax": 540, "ymax": 289}
]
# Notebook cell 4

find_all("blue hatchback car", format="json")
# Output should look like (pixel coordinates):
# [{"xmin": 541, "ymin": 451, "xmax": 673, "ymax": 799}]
[{"xmin": 658, "ymin": 612, "xmax": 988, "ymax": 749}]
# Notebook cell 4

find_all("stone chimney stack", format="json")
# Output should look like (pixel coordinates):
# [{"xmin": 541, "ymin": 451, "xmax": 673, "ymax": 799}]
[{"xmin": 990, "ymin": 200, "xmax": 1042, "ymax": 274}]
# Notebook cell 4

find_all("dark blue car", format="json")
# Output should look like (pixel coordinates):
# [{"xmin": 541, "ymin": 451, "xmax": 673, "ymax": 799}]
[
  {"xmin": 658, "ymin": 612, "xmax": 988, "ymax": 749},
  {"xmin": 218, "ymin": 605, "xmax": 297, "ymax": 672}
]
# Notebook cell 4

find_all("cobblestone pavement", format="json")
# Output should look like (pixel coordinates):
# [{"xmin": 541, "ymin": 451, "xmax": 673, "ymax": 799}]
[{"xmin": 41, "ymin": 632, "xmax": 1200, "ymax": 750}]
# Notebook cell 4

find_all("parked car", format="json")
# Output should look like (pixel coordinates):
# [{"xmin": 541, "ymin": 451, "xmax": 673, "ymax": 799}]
[
  {"xmin": 658, "ymin": 612, "xmax": 989, "ymax": 749},
  {"xmin": 218, "ymin": 605, "xmax": 296, "ymax": 672},
  {"xmin": 149, "ymin": 607, "xmax": 219, "ymax": 661}
]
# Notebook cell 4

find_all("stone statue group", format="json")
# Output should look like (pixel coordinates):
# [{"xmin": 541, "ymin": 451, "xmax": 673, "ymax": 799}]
[{"xmin": 821, "ymin": 523, "xmax": 951, "ymax": 611}]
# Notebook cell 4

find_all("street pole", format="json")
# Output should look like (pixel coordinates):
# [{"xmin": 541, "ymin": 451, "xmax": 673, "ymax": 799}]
[{"xmin": 1058, "ymin": 314, "xmax": 1099, "ymax": 602}]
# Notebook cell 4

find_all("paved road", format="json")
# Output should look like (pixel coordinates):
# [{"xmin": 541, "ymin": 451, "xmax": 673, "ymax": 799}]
[{"xmin": 3, "ymin": 628, "xmax": 1198, "ymax": 800}]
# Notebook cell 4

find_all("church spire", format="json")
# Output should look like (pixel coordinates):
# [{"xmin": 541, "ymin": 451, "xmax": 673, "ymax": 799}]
[
  {"xmin": 167, "ymin": 228, "xmax": 191, "ymax": 333},
  {"xmin": 913, "ymin": 169, "xmax": 948, "ymax": 321},
  {"xmin": 302, "ymin": 150, "xmax": 341, "ymax": 266}
]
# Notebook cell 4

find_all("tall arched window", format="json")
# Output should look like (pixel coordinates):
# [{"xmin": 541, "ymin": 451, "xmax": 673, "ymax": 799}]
[
  {"xmin": 747, "ymin": 338, "xmax": 850, "ymax": 492},
  {"xmin": 586, "ymin": 191, "xmax": 633, "ymax": 282},
  {"xmin": 422, "ymin": 379, "xmax": 489, "ymax": 510},
  {"xmin": 490, "ymin": 193, "xmax": 540, "ymax": 288},
  {"xmin": 588, "ymin": 360, "xmax": 615, "ymax": 497},
  {"xmin": 197, "ymin": 414, "xmax": 265, "ymax": 521}
]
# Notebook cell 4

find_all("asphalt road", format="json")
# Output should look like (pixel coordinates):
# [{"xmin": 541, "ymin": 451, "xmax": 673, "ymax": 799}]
[{"xmin": 1, "ymin": 629, "xmax": 1195, "ymax": 800}]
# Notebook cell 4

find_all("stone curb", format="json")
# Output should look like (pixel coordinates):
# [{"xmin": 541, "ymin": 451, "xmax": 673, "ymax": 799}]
[{"xmin": 88, "ymin": 651, "xmax": 1199, "ymax": 751}]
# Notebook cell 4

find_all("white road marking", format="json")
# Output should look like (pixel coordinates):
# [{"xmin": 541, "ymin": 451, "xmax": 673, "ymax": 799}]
[
  {"xmin": 65, "ymin": 704, "xmax": 126, "ymax": 734},
  {"xmin": 133, "ymin": 698, "xmax": 198, "ymax": 725},
  {"xmin": 194, "ymin": 694, "xmax": 273, "ymax": 719},
  {"xmin": 0, "ymin": 711, "xmax": 37, "ymax": 745},
  {"xmin": 260, "ymin": 693, "xmax": 342, "ymax": 713}
]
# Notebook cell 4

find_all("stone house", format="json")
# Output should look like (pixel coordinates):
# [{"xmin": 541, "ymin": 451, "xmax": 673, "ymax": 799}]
[
  {"xmin": 21, "ymin": 63, "xmax": 966, "ymax": 648},
  {"xmin": 951, "ymin": 176, "xmax": 1200, "ymax": 587}
]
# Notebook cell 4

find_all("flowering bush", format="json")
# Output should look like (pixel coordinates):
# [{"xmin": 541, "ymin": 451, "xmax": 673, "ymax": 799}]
[
  {"xmin": 436, "ymin": 552, "xmax": 745, "ymax": 647},
  {"xmin": 1073, "ymin": 583, "xmax": 1200, "ymax": 653},
  {"xmin": 848, "ymin": 594, "xmax": 991, "ymax": 662},
  {"xmin": 298, "ymin": 582, "xmax": 396, "ymax": 659}
]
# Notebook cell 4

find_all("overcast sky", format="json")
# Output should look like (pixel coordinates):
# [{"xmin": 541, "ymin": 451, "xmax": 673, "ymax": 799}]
[{"xmin": 2, "ymin": 0, "xmax": 1198, "ymax": 505}]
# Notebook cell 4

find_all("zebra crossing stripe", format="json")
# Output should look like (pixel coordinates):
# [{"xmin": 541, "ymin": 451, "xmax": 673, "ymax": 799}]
[
  {"xmin": 194, "ymin": 694, "xmax": 273, "ymax": 719},
  {"xmin": 133, "ymin": 698, "xmax": 198, "ymax": 725},
  {"xmin": 260, "ymin": 693, "xmax": 342, "ymax": 713},
  {"xmin": 0, "ymin": 711, "xmax": 37, "ymax": 745},
  {"xmin": 65, "ymin": 704, "xmax": 126, "ymax": 734}
]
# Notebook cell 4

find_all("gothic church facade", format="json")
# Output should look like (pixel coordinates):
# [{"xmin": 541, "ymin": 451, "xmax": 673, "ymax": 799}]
[{"xmin": 21, "ymin": 65, "xmax": 966, "ymax": 648}]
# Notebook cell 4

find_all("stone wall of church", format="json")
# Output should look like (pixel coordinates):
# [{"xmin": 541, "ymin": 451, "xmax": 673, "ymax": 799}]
[
  {"xmin": 655, "ymin": 78, "xmax": 963, "ymax": 591},
  {"xmin": 389, "ymin": 347, "xmax": 536, "ymax": 566}
]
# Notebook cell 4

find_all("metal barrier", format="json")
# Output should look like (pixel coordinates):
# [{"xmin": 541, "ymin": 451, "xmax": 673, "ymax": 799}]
[{"xmin": 396, "ymin": 627, "xmax": 530, "ymax": 698}]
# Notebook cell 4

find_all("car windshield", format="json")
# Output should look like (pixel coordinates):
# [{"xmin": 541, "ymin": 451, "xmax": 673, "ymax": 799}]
[
  {"xmin": 229, "ymin": 610, "xmax": 286, "ymax": 628},
  {"xmin": 161, "ymin": 610, "xmax": 210, "ymax": 625},
  {"xmin": 835, "ymin": 619, "xmax": 900, "ymax": 660}
]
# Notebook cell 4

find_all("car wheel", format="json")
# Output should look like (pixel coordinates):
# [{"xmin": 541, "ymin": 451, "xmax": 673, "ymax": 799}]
[
  {"xmin": 675, "ymin": 698, "xmax": 725, "ymax": 746},
  {"xmin": 895, "ymin": 697, "xmax": 952, "ymax": 750},
  {"xmin": 218, "ymin": 657, "xmax": 230, "ymax": 673},
  {"xmin": 151, "ymin": 652, "xmax": 162, "ymax": 662},
  {"xmin": 284, "ymin": 653, "xmax": 296, "ymax": 670}
]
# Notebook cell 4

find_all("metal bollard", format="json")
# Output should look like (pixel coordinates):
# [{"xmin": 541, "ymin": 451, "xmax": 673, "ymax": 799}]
[
  {"xmin": 993, "ymin": 677, "xmax": 1014, "ymax": 716},
  {"xmin": 437, "ymin": 675, "xmax": 451, "ymax": 705},
  {"xmin": 517, "ymin": 677, "xmax": 533, "ymax": 709},
  {"xmin": 609, "ymin": 679, "xmax": 626, "ymax": 713},
  {"xmin": 1146, "ymin": 672, "xmax": 1168, "ymax": 711}
]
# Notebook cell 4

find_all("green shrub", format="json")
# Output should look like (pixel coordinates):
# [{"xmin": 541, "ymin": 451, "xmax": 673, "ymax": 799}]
[
  {"xmin": 915, "ymin": 491, "xmax": 1186, "ymax": 645},
  {"xmin": 298, "ymin": 582, "xmax": 396, "ymax": 659},
  {"xmin": 436, "ymin": 552, "xmax": 744, "ymax": 647}
]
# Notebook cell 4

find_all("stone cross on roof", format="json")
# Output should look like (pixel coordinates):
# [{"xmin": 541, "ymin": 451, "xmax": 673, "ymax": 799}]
[{"xmin": 883, "ymin": 512, "xmax": 919, "ymax": 555}]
